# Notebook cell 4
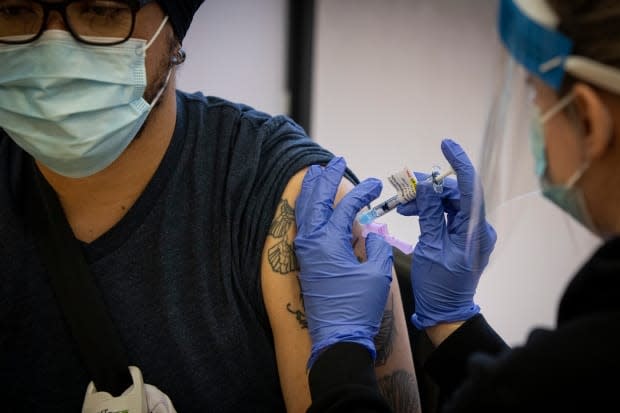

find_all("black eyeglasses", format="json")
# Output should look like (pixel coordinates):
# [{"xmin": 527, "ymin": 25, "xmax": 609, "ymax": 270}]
[{"xmin": 0, "ymin": 0, "xmax": 148, "ymax": 46}]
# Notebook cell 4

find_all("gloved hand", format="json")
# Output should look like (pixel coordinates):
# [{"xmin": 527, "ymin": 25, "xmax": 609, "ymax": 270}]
[
  {"xmin": 295, "ymin": 157, "xmax": 393, "ymax": 369},
  {"xmin": 398, "ymin": 139, "xmax": 497, "ymax": 329}
]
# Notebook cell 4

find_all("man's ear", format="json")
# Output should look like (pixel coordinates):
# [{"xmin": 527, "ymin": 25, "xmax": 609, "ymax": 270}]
[{"xmin": 571, "ymin": 82, "xmax": 614, "ymax": 161}]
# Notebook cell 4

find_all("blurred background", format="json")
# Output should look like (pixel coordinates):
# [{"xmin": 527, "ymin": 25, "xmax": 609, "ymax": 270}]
[{"xmin": 178, "ymin": 0, "xmax": 599, "ymax": 346}]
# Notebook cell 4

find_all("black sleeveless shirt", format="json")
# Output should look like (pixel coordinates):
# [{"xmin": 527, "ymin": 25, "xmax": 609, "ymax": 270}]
[{"xmin": 0, "ymin": 91, "xmax": 341, "ymax": 412}]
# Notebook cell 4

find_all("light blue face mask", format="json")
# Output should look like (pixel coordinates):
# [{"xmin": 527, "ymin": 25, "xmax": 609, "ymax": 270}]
[
  {"xmin": 529, "ymin": 95, "xmax": 598, "ymax": 233},
  {"xmin": 0, "ymin": 17, "xmax": 171, "ymax": 178}
]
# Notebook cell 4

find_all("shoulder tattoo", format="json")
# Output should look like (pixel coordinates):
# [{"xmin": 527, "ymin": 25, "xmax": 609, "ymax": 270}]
[
  {"xmin": 268, "ymin": 199, "xmax": 299, "ymax": 274},
  {"xmin": 268, "ymin": 199, "xmax": 308, "ymax": 329}
]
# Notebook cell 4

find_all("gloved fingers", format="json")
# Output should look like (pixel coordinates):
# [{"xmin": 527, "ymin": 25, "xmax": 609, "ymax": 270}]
[
  {"xmin": 398, "ymin": 176, "xmax": 460, "ymax": 216},
  {"xmin": 441, "ymin": 139, "xmax": 482, "ymax": 222},
  {"xmin": 441, "ymin": 141, "xmax": 496, "ymax": 261},
  {"xmin": 439, "ymin": 177, "xmax": 461, "ymax": 215},
  {"xmin": 296, "ymin": 164, "xmax": 324, "ymax": 234},
  {"xmin": 413, "ymin": 171, "xmax": 431, "ymax": 182},
  {"xmin": 365, "ymin": 233, "xmax": 394, "ymax": 275},
  {"xmin": 466, "ymin": 222, "xmax": 498, "ymax": 271},
  {"xmin": 306, "ymin": 157, "xmax": 347, "ymax": 232},
  {"xmin": 331, "ymin": 178, "xmax": 383, "ymax": 234},
  {"xmin": 472, "ymin": 221, "xmax": 498, "ymax": 255},
  {"xmin": 486, "ymin": 223, "xmax": 498, "ymax": 252},
  {"xmin": 299, "ymin": 165, "xmax": 323, "ymax": 200},
  {"xmin": 415, "ymin": 182, "xmax": 446, "ymax": 247}
]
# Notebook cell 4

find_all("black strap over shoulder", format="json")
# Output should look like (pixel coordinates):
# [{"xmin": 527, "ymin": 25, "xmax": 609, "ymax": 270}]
[{"xmin": 25, "ymin": 162, "xmax": 132, "ymax": 397}]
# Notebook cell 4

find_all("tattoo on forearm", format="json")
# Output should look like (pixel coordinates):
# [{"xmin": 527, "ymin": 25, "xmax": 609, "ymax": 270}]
[
  {"xmin": 377, "ymin": 370, "xmax": 421, "ymax": 413},
  {"xmin": 268, "ymin": 199, "xmax": 299, "ymax": 274},
  {"xmin": 374, "ymin": 298, "xmax": 395, "ymax": 367}
]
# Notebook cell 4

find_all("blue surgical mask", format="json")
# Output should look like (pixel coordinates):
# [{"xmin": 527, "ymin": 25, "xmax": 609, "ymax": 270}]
[
  {"xmin": 0, "ymin": 17, "xmax": 171, "ymax": 178},
  {"xmin": 529, "ymin": 95, "xmax": 597, "ymax": 233}
]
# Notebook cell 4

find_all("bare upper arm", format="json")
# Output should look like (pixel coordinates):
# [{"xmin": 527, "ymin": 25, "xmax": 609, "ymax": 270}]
[
  {"xmin": 261, "ymin": 169, "xmax": 421, "ymax": 413},
  {"xmin": 261, "ymin": 169, "xmax": 312, "ymax": 413}
]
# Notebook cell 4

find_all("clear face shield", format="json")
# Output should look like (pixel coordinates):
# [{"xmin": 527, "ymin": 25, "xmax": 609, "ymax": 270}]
[
  {"xmin": 478, "ymin": 52, "xmax": 538, "ymax": 221},
  {"xmin": 469, "ymin": 0, "xmax": 615, "ymax": 258}
]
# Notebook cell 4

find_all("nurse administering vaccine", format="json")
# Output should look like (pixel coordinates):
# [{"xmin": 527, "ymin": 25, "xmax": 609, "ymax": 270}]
[{"xmin": 296, "ymin": 1, "xmax": 620, "ymax": 412}]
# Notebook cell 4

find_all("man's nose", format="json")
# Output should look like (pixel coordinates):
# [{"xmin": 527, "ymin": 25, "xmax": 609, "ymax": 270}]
[{"xmin": 44, "ymin": 10, "xmax": 68, "ymax": 31}]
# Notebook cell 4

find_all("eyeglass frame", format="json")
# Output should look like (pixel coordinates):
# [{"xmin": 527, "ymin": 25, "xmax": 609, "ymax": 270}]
[{"xmin": 0, "ymin": 0, "xmax": 152, "ymax": 46}]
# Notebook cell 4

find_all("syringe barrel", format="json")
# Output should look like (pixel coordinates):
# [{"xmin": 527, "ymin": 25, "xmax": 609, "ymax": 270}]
[{"xmin": 372, "ymin": 195, "xmax": 403, "ymax": 217}]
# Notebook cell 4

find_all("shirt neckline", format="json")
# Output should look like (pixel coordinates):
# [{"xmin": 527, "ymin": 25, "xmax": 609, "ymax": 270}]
[{"xmin": 80, "ymin": 92, "xmax": 188, "ymax": 262}]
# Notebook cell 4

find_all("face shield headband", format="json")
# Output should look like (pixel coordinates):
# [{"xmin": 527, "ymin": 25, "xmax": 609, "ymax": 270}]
[{"xmin": 499, "ymin": 0, "xmax": 620, "ymax": 94}]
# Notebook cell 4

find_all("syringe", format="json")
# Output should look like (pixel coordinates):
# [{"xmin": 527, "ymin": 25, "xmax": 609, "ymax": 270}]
[
  {"xmin": 357, "ymin": 166, "xmax": 454, "ymax": 225},
  {"xmin": 357, "ymin": 194, "xmax": 406, "ymax": 225},
  {"xmin": 426, "ymin": 165, "xmax": 455, "ymax": 193}
]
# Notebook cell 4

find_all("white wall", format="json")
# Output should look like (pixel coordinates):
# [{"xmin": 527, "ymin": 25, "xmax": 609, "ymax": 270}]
[
  {"xmin": 313, "ymin": 0, "xmax": 600, "ymax": 345},
  {"xmin": 177, "ymin": 0, "xmax": 289, "ymax": 115}
]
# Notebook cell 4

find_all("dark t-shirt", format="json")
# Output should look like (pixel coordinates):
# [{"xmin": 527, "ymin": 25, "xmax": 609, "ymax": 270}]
[{"xmin": 0, "ymin": 91, "xmax": 339, "ymax": 412}]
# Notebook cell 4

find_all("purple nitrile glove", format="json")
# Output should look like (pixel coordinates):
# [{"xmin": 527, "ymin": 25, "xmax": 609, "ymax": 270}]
[
  {"xmin": 295, "ymin": 157, "xmax": 393, "ymax": 369},
  {"xmin": 398, "ymin": 139, "xmax": 497, "ymax": 329}
]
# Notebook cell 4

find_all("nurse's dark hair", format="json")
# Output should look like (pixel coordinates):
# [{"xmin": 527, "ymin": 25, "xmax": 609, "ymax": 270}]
[{"xmin": 547, "ymin": 0, "xmax": 620, "ymax": 90}]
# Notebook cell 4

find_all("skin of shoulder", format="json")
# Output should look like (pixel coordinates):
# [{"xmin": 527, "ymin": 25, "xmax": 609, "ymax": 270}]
[{"xmin": 261, "ymin": 168, "xmax": 421, "ymax": 413}]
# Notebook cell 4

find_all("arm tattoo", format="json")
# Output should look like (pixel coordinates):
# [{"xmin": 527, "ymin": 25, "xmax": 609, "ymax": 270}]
[
  {"xmin": 377, "ymin": 370, "xmax": 421, "ymax": 413},
  {"xmin": 268, "ymin": 199, "xmax": 299, "ymax": 274},
  {"xmin": 286, "ymin": 277, "xmax": 308, "ymax": 329},
  {"xmin": 269, "ymin": 199, "xmax": 295, "ymax": 237},
  {"xmin": 374, "ymin": 298, "xmax": 395, "ymax": 367},
  {"xmin": 268, "ymin": 239, "xmax": 299, "ymax": 274},
  {"xmin": 269, "ymin": 199, "xmax": 307, "ymax": 328},
  {"xmin": 286, "ymin": 302, "xmax": 308, "ymax": 329}
]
